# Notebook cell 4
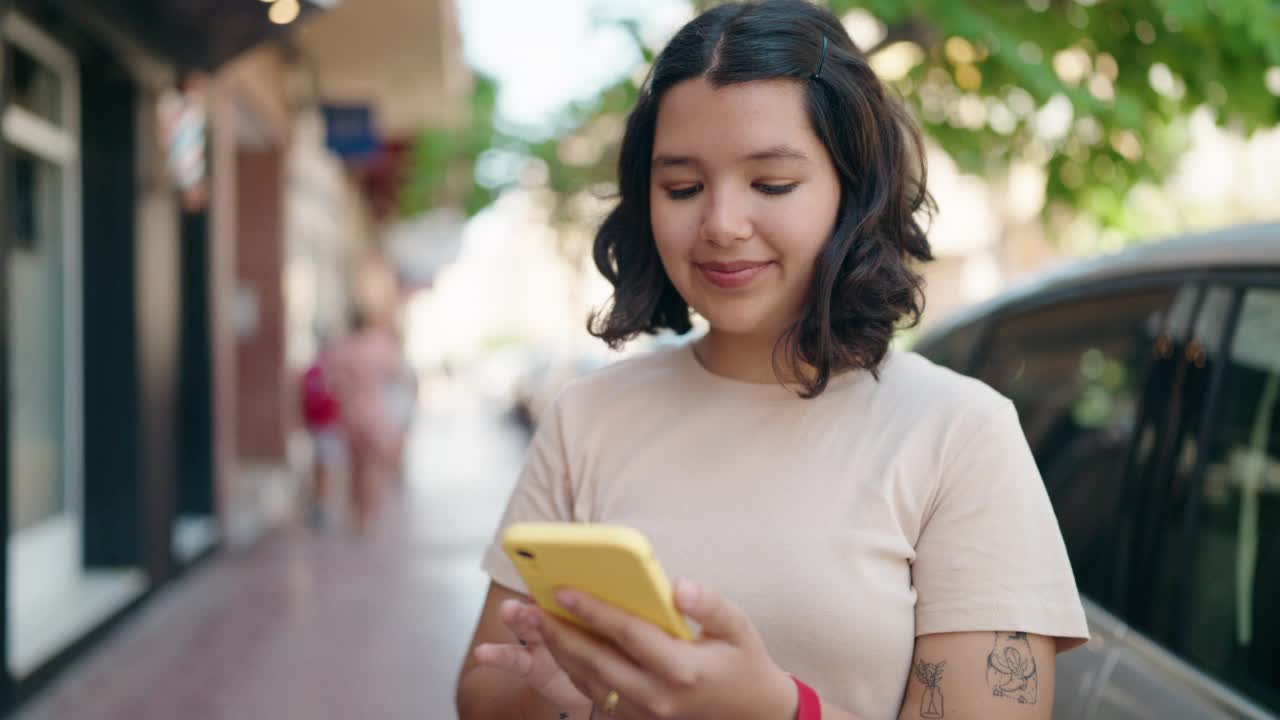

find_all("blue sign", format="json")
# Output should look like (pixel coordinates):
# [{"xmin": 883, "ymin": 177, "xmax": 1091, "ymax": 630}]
[{"xmin": 322, "ymin": 104, "xmax": 380, "ymax": 160}]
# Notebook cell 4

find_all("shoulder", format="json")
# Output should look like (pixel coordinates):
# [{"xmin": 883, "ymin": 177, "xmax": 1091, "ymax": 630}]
[
  {"xmin": 554, "ymin": 345, "xmax": 691, "ymax": 419},
  {"xmin": 875, "ymin": 350, "xmax": 1011, "ymax": 419},
  {"xmin": 857, "ymin": 351, "xmax": 1024, "ymax": 471},
  {"xmin": 535, "ymin": 346, "xmax": 694, "ymax": 461}
]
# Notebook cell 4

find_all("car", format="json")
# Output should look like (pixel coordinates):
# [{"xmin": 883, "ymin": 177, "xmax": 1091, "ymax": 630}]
[{"xmin": 914, "ymin": 221, "xmax": 1280, "ymax": 720}]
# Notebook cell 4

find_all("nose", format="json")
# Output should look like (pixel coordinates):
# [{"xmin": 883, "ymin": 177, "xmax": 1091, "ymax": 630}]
[{"xmin": 700, "ymin": 187, "xmax": 752, "ymax": 247}]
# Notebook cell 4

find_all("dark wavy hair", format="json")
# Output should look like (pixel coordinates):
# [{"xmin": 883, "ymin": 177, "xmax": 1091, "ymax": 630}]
[{"xmin": 587, "ymin": 0, "xmax": 935, "ymax": 397}]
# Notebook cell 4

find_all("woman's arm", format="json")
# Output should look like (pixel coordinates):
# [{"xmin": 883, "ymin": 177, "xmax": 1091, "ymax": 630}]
[
  {"xmin": 896, "ymin": 631, "xmax": 1056, "ymax": 720},
  {"xmin": 456, "ymin": 582, "xmax": 593, "ymax": 719},
  {"xmin": 790, "ymin": 630, "xmax": 1055, "ymax": 720}
]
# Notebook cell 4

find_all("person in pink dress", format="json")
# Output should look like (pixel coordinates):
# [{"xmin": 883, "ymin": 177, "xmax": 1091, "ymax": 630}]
[{"xmin": 327, "ymin": 310, "xmax": 409, "ymax": 532}]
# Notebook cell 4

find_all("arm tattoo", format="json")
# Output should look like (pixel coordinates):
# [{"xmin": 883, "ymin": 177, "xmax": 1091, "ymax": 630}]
[
  {"xmin": 986, "ymin": 632, "xmax": 1038, "ymax": 705},
  {"xmin": 913, "ymin": 660, "xmax": 946, "ymax": 718}
]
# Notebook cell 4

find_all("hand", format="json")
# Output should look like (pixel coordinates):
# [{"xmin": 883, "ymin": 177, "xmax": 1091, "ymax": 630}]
[
  {"xmin": 531, "ymin": 580, "xmax": 797, "ymax": 720},
  {"xmin": 472, "ymin": 598, "xmax": 594, "ymax": 712}
]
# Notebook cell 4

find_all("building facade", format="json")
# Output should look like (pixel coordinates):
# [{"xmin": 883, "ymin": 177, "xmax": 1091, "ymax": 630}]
[{"xmin": 0, "ymin": 0, "xmax": 466, "ymax": 711}]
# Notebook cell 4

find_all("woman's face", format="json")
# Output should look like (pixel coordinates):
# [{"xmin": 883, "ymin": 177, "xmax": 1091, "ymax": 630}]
[{"xmin": 650, "ymin": 76, "xmax": 841, "ymax": 340}]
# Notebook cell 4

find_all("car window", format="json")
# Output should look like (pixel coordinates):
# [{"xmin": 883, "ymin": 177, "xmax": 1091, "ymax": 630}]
[
  {"xmin": 1182, "ymin": 287, "xmax": 1280, "ymax": 713},
  {"xmin": 973, "ymin": 287, "xmax": 1176, "ymax": 605},
  {"xmin": 1138, "ymin": 285, "xmax": 1237, "ymax": 643}
]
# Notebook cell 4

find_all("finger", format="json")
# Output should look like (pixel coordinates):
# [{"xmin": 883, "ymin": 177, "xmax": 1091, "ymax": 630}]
[
  {"xmin": 533, "ymin": 608, "xmax": 667, "ymax": 708},
  {"xmin": 498, "ymin": 598, "xmax": 527, "ymax": 634},
  {"xmin": 472, "ymin": 643, "xmax": 536, "ymax": 679},
  {"xmin": 673, "ymin": 580, "xmax": 751, "ymax": 645},
  {"xmin": 499, "ymin": 600, "xmax": 546, "ymax": 646},
  {"xmin": 605, "ymin": 692, "xmax": 651, "ymax": 720},
  {"xmin": 555, "ymin": 589, "xmax": 698, "ymax": 685},
  {"xmin": 498, "ymin": 598, "xmax": 526, "ymax": 622}
]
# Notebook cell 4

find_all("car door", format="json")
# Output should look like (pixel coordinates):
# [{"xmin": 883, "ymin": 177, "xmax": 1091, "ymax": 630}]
[
  {"xmin": 1076, "ymin": 281, "xmax": 1276, "ymax": 720},
  {"xmin": 1134, "ymin": 282, "xmax": 1280, "ymax": 719}
]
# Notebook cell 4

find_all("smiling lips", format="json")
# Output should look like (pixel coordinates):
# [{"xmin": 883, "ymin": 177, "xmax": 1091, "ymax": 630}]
[{"xmin": 695, "ymin": 260, "xmax": 774, "ymax": 289}]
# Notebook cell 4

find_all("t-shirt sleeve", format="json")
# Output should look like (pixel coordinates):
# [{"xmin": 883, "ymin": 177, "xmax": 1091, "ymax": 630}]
[
  {"xmin": 912, "ymin": 397, "xmax": 1090, "ymax": 652},
  {"xmin": 480, "ymin": 393, "xmax": 577, "ymax": 595}
]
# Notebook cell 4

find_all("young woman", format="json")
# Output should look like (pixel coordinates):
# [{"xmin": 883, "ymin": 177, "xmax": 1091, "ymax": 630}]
[{"xmin": 457, "ymin": 2, "xmax": 1088, "ymax": 718}]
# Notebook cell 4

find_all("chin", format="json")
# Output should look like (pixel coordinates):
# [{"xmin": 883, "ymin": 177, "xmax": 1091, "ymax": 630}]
[{"xmin": 695, "ymin": 304, "xmax": 783, "ymax": 339}]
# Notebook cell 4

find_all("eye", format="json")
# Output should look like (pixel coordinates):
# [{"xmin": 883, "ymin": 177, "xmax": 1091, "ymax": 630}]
[
  {"xmin": 665, "ymin": 184, "xmax": 702, "ymax": 200},
  {"xmin": 755, "ymin": 182, "xmax": 798, "ymax": 196}
]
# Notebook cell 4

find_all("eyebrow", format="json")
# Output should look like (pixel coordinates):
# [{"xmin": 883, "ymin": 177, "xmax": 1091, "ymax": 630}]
[{"xmin": 652, "ymin": 144, "xmax": 811, "ymax": 168}]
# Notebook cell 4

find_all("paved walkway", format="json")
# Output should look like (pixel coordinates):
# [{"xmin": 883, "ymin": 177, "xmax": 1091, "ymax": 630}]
[{"xmin": 17, "ymin": 383, "xmax": 530, "ymax": 720}]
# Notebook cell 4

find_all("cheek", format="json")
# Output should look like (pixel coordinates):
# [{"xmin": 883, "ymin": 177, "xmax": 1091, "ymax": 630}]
[
  {"xmin": 650, "ymin": 200, "xmax": 697, "ymax": 261},
  {"xmin": 803, "ymin": 185, "xmax": 841, "ymax": 257},
  {"xmin": 766, "ymin": 202, "xmax": 836, "ymax": 267}
]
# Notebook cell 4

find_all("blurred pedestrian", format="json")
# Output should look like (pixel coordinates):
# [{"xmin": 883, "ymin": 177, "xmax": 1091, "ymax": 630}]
[
  {"xmin": 457, "ymin": 3, "xmax": 1088, "ymax": 719},
  {"xmin": 299, "ymin": 335, "xmax": 343, "ymax": 529},
  {"xmin": 328, "ymin": 309, "xmax": 406, "ymax": 533},
  {"xmin": 384, "ymin": 357, "xmax": 418, "ymax": 488}
]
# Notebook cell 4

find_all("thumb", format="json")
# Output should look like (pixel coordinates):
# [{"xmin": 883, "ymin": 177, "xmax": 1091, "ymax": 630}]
[{"xmin": 674, "ymin": 579, "xmax": 751, "ymax": 644}]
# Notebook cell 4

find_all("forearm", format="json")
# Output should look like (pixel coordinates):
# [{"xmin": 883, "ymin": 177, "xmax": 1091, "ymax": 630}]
[
  {"xmin": 775, "ymin": 676, "xmax": 864, "ymax": 720},
  {"xmin": 782, "ymin": 673, "xmax": 864, "ymax": 720},
  {"xmin": 457, "ymin": 666, "xmax": 591, "ymax": 720},
  {"xmin": 897, "ymin": 631, "xmax": 1057, "ymax": 720},
  {"xmin": 819, "ymin": 699, "xmax": 865, "ymax": 720}
]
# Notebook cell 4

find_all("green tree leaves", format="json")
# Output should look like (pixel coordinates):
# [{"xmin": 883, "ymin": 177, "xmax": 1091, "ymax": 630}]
[{"xmin": 400, "ymin": 0, "xmax": 1279, "ymax": 245}]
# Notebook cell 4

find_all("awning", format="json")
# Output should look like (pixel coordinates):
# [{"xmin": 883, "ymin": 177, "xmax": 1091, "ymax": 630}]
[
  {"xmin": 293, "ymin": 0, "xmax": 470, "ymax": 139},
  {"xmin": 76, "ymin": 0, "xmax": 339, "ymax": 70}
]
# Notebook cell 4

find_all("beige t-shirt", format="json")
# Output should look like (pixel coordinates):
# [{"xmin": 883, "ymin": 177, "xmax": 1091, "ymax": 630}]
[{"xmin": 482, "ymin": 345, "xmax": 1089, "ymax": 719}]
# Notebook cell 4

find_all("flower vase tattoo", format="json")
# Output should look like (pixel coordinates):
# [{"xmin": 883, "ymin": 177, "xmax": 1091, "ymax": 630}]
[
  {"xmin": 986, "ymin": 632, "xmax": 1038, "ymax": 704},
  {"xmin": 913, "ymin": 660, "xmax": 946, "ymax": 718}
]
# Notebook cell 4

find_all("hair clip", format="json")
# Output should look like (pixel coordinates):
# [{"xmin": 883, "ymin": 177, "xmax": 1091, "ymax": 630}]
[{"xmin": 812, "ymin": 34, "xmax": 828, "ymax": 80}]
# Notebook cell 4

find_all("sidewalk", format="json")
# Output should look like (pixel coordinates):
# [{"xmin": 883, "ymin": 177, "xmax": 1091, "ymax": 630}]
[{"xmin": 17, "ymin": 385, "xmax": 530, "ymax": 720}]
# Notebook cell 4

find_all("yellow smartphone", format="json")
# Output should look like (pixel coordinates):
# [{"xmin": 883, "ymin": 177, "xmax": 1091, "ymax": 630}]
[{"xmin": 501, "ymin": 522, "xmax": 694, "ymax": 641}]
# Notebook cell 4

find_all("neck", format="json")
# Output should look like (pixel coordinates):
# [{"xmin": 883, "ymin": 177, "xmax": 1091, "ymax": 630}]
[{"xmin": 694, "ymin": 329, "xmax": 806, "ymax": 385}]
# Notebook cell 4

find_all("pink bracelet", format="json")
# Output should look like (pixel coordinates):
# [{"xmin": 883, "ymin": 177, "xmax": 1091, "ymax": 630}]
[{"xmin": 791, "ymin": 675, "xmax": 822, "ymax": 720}]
